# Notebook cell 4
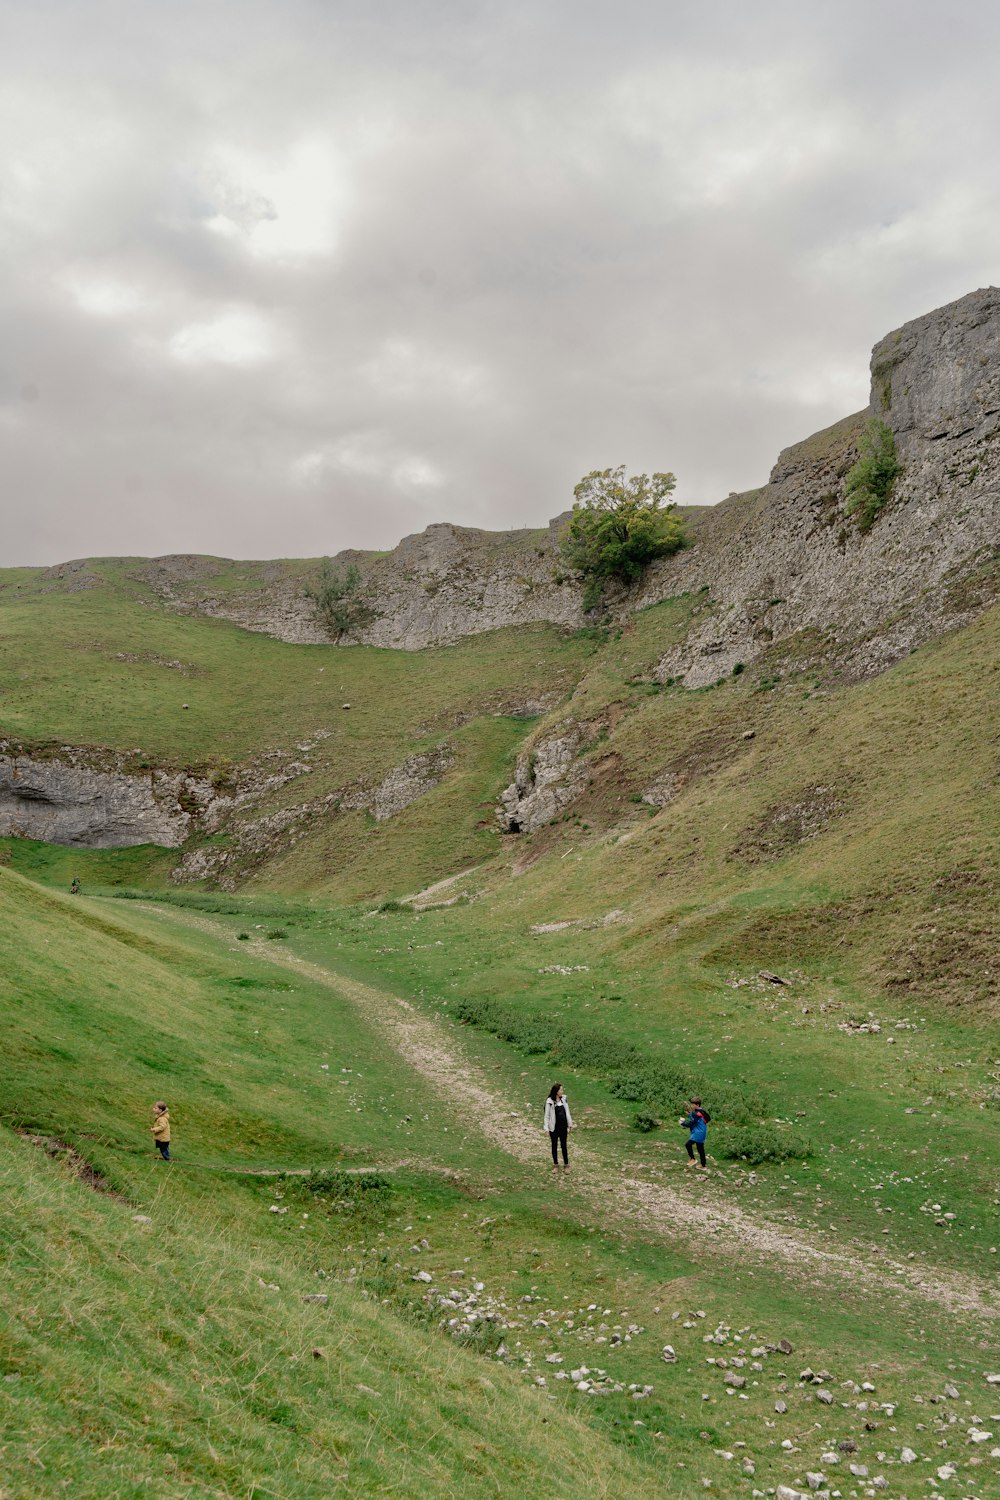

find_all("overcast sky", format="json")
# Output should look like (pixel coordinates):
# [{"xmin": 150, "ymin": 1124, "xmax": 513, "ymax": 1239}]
[{"xmin": 2, "ymin": 1, "xmax": 999, "ymax": 565}]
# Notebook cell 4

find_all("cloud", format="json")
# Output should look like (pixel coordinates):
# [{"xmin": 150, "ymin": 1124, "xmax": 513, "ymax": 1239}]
[{"xmin": 2, "ymin": 1, "xmax": 1000, "ymax": 564}]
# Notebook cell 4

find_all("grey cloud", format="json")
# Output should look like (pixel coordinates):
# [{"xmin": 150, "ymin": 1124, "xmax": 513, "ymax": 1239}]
[{"xmin": 2, "ymin": 1, "xmax": 1000, "ymax": 563}]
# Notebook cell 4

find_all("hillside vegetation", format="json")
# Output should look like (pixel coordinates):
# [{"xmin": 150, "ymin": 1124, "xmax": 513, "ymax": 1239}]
[
  {"xmin": 2, "ymin": 867, "xmax": 997, "ymax": 1499},
  {"xmin": 2, "ymin": 284, "xmax": 999, "ymax": 1493}
]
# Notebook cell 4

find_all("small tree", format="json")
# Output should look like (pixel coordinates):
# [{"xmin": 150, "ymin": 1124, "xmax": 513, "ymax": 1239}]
[
  {"xmin": 306, "ymin": 559, "xmax": 363, "ymax": 635},
  {"xmin": 844, "ymin": 418, "xmax": 899, "ymax": 533},
  {"xmin": 560, "ymin": 466, "xmax": 688, "ymax": 610}
]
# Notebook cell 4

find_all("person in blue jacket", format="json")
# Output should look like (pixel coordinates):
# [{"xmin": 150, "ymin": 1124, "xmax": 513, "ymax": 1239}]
[{"xmin": 680, "ymin": 1096, "xmax": 710, "ymax": 1168}]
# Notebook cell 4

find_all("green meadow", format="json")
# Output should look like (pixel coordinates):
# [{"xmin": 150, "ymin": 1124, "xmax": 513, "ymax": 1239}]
[{"xmin": 0, "ymin": 566, "xmax": 998, "ymax": 1497}]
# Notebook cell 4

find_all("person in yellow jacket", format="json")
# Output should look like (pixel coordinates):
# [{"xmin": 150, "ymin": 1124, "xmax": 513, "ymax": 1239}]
[{"xmin": 151, "ymin": 1101, "xmax": 171, "ymax": 1161}]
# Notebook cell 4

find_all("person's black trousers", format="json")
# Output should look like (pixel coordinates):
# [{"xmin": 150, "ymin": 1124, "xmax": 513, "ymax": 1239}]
[
  {"xmin": 550, "ymin": 1125, "xmax": 568, "ymax": 1165},
  {"xmin": 686, "ymin": 1140, "xmax": 706, "ymax": 1166},
  {"xmin": 156, "ymin": 1141, "xmax": 171, "ymax": 1161}
]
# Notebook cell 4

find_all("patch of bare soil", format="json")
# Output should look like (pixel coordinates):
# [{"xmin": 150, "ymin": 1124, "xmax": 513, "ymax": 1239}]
[
  {"xmin": 728, "ymin": 781, "xmax": 853, "ymax": 864},
  {"xmin": 19, "ymin": 1133, "xmax": 132, "ymax": 1203}
]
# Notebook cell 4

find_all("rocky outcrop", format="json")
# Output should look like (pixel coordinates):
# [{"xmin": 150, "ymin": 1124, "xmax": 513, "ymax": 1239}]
[
  {"xmin": 634, "ymin": 288, "xmax": 1000, "ymax": 686},
  {"xmin": 158, "ymin": 523, "xmax": 585, "ymax": 649},
  {"xmin": 496, "ymin": 725, "xmax": 588, "ymax": 834},
  {"xmin": 345, "ymin": 747, "xmax": 454, "ymax": 823},
  {"xmin": 0, "ymin": 749, "xmax": 212, "ymax": 848},
  {"xmin": 32, "ymin": 289, "xmax": 1000, "ymax": 684},
  {"xmin": 172, "ymin": 746, "xmax": 453, "ymax": 885},
  {"xmin": 0, "ymin": 743, "xmax": 311, "ymax": 849}
]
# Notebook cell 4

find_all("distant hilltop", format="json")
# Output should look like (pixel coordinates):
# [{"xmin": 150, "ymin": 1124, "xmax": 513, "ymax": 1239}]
[{"xmin": 28, "ymin": 287, "xmax": 1000, "ymax": 683}]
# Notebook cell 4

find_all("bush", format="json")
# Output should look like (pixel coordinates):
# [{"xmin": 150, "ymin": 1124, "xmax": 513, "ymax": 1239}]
[
  {"xmin": 715, "ymin": 1125, "xmax": 811, "ymax": 1164},
  {"xmin": 306, "ymin": 1168, "xmax": 390, "ymax": 1198},
  {"xmin": 454, "ymin": 995, "xmax": 770, "ymax": 1125},
  {"xmin": 265, "ymin": 928, "xmax": 287, "ymax": 940},
  {"xmin": 560, "ymin": 466, "xmax": 688, "ymax": 611},
  {"xmin": 237, "ymin": 931, "xmax": 250, "ymax": 941},
  {"xmin": 631, "ymin": 1111, "xmax": 660, "ymax": 1133},
  {"xmin": 845, "ymin": 418, "xmax": 899, "ymax": 532},
  {"xmin": 306, "ymin": 560, "xmax": 367, "ymax": 635},
  {"xmin": 378, "ymin": 899, "xmax": 411, "ymax": 913}
]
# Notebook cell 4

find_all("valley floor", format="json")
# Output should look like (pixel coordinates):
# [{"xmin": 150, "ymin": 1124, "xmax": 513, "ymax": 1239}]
[{"xmin": 3, "ymin": 873, "xmax": 997, "ymax": 1499}]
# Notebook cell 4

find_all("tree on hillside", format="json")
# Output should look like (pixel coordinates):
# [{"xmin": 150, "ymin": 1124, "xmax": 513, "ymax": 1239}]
[
  {"xmin": 306, "ymin": 559, "xmax": 364, "ymax": 636},
  {"xmin": 560, "ymin": 466, "xmax": 688, "ymax": 610}
]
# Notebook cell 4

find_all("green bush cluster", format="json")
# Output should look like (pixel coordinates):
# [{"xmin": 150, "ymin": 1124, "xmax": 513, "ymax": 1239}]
[
  {"xmin": 714, "ymin": 1125, "xmax": 811, "ymax": 1164},
  {"xmin": 845, "ymin": 418, "xmax": 899, "ymax": 532},
  {"xmin": 305, "ymin": 560, "xmax": 366, "ymax": 636},
  {"xmin": 560, "ymin": 466, "xmax": 689, "ymax": 612},
  {"xmin": 305, "ymin": 1167, "xmax": 392, "ymax": 1202},
  {"xmin": 453, "ymin": 996, "xmax": 770, "ymax": 1125}
]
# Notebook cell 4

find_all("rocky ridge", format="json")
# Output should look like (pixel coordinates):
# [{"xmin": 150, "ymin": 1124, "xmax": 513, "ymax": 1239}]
[
  {"xmin": 122, "ymin": 288, "xmax": 1000, "ymax": 689},
  {"xmin": 8, "ymin": 288, "xmax": 999, "ymax": 857}
]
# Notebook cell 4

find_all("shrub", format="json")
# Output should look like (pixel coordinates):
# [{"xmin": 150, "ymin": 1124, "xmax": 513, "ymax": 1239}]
[
  {"xmin": 305, "ymin": 560, "xmax": 367, "ymax": 635},
  {"xmin": 237, "ymin": 931, "xmax": 249, "ymax": 941},
  {"xmin": 560, "ymin": 466, "xmax": 688, "ymax": 611},
  {"xmin": 715, "ymin": 1125, "xmax": 811, "ymax": 1164},
  {"xmin": 306, "ymin": 1167, "xmax": 390, "ymax": 1198},
  {"xmin": 265, "ymin": 928, "xmax": 287, "ymax": 940},
  {"xmin": 455, "ymin": 995, "xmax": 770, "ymax": 1124},
  {"xmin": 378, "ymin": 898, "xmax": 411, "ymax": 913},
  {"xmin": 631, "ymin": 1111, "xmax": 660, "ymax": 1133},
  {"xmin": 845, "ymin": 418, "xmax": 899, "ymax": 532}
]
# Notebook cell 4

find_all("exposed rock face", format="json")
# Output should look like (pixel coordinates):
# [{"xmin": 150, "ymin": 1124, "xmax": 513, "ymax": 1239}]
[
  {"xmin": 0, "ymin": 750, "xmax": 212, "ymax": 848},
  {"xmin": 640, "ymin": 771, "xmax": 679, "ymax": 807},
  {"xmin": 346, "ymin": 747, "xmax": 454, "ymax": 823},
  {"xmin": 167, "ymin": 523, "xmax": 584, "ymax": 649},
  {"xmin": 172, "ymin": 746, "xmax": 453, "ymax": 885},
  {"xmin": 497, "ymin": 725, "xmax": 588, "ymax": 834},
  {"xmin": 635, "ymin": 288, "xmax": 1000, "ymax": 686},
  {"xmin": 0, "ymin": 743, "xmax": 311, "ymax": 850},
  {"xmin": 38, "ymin": 288, "xmax": 1000, "ymax": 681}
]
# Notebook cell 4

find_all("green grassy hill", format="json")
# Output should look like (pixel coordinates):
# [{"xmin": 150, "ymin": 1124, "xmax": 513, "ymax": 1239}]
[
  {"xmin": 2, "ymin": 867, "xmax": 997, "ymax": 1499},
  {"xmin": 1, "ymin": 556, "xmax": 998, "ymax": 1497}
]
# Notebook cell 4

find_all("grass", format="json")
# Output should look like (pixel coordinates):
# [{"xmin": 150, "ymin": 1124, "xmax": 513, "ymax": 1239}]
[
  {"xmin": 0, "ymin": 860, "xmax": 997, "ymax": 1497},
  {"xmin": 1, "ymin": 550, "xmax": 999, "ymax": 1494}
]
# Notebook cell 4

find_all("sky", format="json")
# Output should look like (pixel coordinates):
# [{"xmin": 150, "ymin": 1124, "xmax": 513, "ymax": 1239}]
[{"xmin": 2, "ymin": 0, "xmax": 999, "ymax": 566}]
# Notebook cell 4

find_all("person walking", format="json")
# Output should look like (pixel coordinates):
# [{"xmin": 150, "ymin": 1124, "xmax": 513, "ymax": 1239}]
[
  {"xmin": 544, "ymin": 1083, "xmax": 573, "ymax": 1171},
  {"xmin": 679, "ymin": 1096, "xmax": 710, "ymax": 1169},
  {"xmin": 151, "ymin": 1101, "xmax": 172, "ymax": 1161}
]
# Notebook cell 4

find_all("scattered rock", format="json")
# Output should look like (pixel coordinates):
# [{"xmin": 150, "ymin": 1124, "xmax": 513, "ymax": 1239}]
[
  {"xmin": 302, "ymin": 1294, "xmax": 328, "ymax": 1305},
  {"xmin": 132, "ymin": 1214, "xmax": 152, "ymax": 1225}
]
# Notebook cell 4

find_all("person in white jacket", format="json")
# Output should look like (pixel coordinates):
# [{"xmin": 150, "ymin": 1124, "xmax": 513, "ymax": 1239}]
[{"xmin": 544, "ymin": 1083, "xmax": 573, "ymax": 1170}]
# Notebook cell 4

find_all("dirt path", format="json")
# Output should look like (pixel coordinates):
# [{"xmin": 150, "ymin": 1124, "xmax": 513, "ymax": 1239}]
[{"xmin": 146, "ymin": 907, "xmax": 998, "ymax": 1321}]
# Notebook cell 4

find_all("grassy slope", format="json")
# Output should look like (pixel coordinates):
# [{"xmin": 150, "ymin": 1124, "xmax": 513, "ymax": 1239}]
[
  {"xmin": 2, "ymin": 868, "xmax": 997, "ymax": 1500},
  {"xmin": 0, "ymin": 567, "xmax": 594, "ymax": 897}
]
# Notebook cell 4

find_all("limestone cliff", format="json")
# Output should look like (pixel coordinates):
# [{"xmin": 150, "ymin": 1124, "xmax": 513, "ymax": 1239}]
[
  {"xmin": 631, "ymin": 288, "xmax": 1000, "ymax": 686},
  {"xmin": 118, "ymin": 288, "xmax": 999, "ymax": 685}
]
